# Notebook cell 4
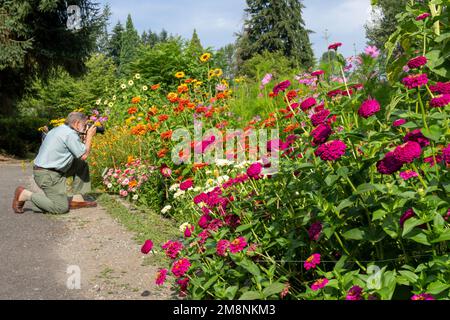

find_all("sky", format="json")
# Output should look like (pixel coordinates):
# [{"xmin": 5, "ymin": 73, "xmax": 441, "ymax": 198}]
[{"xmin": 97, "ymin": 0, "xmax": 373, "ymax": 59}]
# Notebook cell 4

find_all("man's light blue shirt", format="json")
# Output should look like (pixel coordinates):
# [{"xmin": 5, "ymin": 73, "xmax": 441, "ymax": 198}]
[{"xmin": 34, "ymin": 124, "xmax": 86, "ymax": 172}]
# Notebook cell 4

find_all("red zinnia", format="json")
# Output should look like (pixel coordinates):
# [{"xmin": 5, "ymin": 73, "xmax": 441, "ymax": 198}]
[
  {"xmin": 407, "ymin": 56, "xmax": 427, "ymax": 69},
  {"xmin": 377, "ymin": 151, "xmax": 404, "ymax": 175},
  {"xmin": 328, "ymin": 42, "xmax": 342, "ymax": 50},
  {"xmin": 141, "ymin": 239, "xmax": 153, "ymax": 254},
  {"xmin": 230, "ymin": 237, "xmax": 247, "ymax": 253},
  {"xmin": 402, "ymin": 74, "xmax": 428, "ymax": 89},
  {"xmin": 311, "ymin": 123, "xmax": 332, "ymax": 145},
  {"xmin": 171, "ymin": 258, "xmax": 191, "ymax": 278},
  {"xmin": 358, "ymin": 99, "xmax": 380, "ymax": 118},
  {"xmin": 394, "ymin": 141, "xmax": 422, "ymax": 164},
  {"xmin": 315, "ymin": 140, "xmax": 347, "ymax": 161},
  {"xmin": 155, "ymin": 269, "xmax": 168, "ymax": 286},
  {"xmin": 430, "ymin": 94, "xmax": 450, "ymax": 108},
  {"xmin": 300, "ymin": 97, "xmax": 317, "ymax": 111}
]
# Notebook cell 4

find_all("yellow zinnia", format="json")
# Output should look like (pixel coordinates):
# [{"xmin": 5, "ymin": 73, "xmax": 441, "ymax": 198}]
[
  {"xmin": 200, "ymin": 53, "xmax": 211, "ymax": 62},
  {"xmin": 175, "ymin": 71, "xmax": 185, "ymax": 79}
]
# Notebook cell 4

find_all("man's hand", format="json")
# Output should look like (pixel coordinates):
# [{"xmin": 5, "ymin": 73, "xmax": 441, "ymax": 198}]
[
  {"xmin": 86, "ymin": 125, "xmax": 97, "ymax": 138},
  {"xmin": 81, "ymin": 125, "xmax": 97, "ymax": 160}
]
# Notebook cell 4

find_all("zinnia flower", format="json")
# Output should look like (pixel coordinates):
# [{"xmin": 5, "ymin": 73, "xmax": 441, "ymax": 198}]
[
  {"xmin": 311, "ymin": 70, "xmax": 324, "ymax": 77},
  {"xmin": 311, "ymin": 278, "xmax": 329, "ymax": 291},
  {"xmin": 407, "ymin": 56, "xmax": 427, "ymax": 69},
  {"xmin": 429, "ymin": 82, "xmax": 450, "ymax": 94},
  {"xmin": 443, "ymin": 144, "xmax": 450, "ymax": 165},
  {"xmin": 402, "ymin": 74, "xmax": 428, "ymax": 89},
  {"xmin": 311, "ymin": 109, "xmax": 331, "ymax": 126},
  {"xmin": 141, "ymin": 239, "xmax": 153, "ymax": 254},
  {"xmin": 377, "ymin": 151, "xmax": 404, "ymax": 174},
  {"xmin": 400, "ymin": 170, "xmax": 419, "ymax": 180},
  {"xmin": 430, "ymin": 94, "xmax": 450, "ymax": 108},
  {"xmin": 273, "ymin": 80, "xmax": 291, "ymax": 95},
  {"xmin": 403, "ymin": 129, "xmax": 430, "ymax": 147},
  {"xmin": 230, "ymin": 237, "xmax": 247, "ymax": 253},
  {"xmin": 216, "ymin": 239, "xmax": 230, "ymax": 256},
  {"xmin": 261, "ymin": 73, "xmax": 273, "ymax": 86},
  {"xmin": 308, "ymin": 222, "xmax": 323, "ymax": 241},
  {"xmin": 394, "ymin": 141, "xmax": 422, "ymax": 164},
  {"xmin": 311, "ymin": 124, "xmax": 332, "ymax": 145},
  {"xmin": 300, "ymin": 97, "xmax": 317, "ymax": 111},
  {"xmin": 198, "ymin": 214, "xmax": 212, "ymax": 229},
  {"xmin": 155, "ymin": 269, "xmax": 168, "ymax": 286},
  {"xmin": 175, "ymin": 71, "xmax": 185, "ymax": 78},
  {"xmin": 315, "ymin": 140, "xmax": 347, "ymax": 161},
  {"xmin": 247, "ymin": 162, "xmax": 263, "ymax": 179},
  {"xmin": 416, "ymin": 13, "xmax": 430, "ymax": 21},
  {"xmin": 346, "ymin": 286, "xmax": 363, "ymax": 300},
  {"xmin": 411, "ymin": 293, "xmax": 435, "ymax": 300},
  {"xmin": 180, "ymin": 179, "xmax": 193, "ymax": 191},
  {"xmin": 172, "ymin": 258, "xmax": 191, "ymax": 278},
  {"xmin": 200, "ymin": 53, "xmax": 211, "ymax": 62},
  {"xmin": 400, "ymin": 208, "xmax": 415, "ymax": 228},
  {"xmin": 328, "ymin": 42, "xmax": 342, "ymax": 50},
  {"xmin": 358, "ymin": 99, "xmax": 380, "ymax": 118},
  {"xmin": 162, "ymin": 240, "xmax": 184, "ymax": 259},
  {"xmin": 304, "ymin": 253, "xmax": 321, "ymax": 270},
  {"xmin": 393, "ymin": 119, "xmax": 407, "ymax": 127}
]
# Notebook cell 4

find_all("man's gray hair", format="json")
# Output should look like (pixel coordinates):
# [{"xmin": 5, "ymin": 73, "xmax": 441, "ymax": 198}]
[{"xmin": 65, "ymin": 112, "xmax": 88, "ymax": 126}]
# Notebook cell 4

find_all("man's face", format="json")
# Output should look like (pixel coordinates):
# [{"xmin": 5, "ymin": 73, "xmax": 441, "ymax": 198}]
[{"xmin": 73, "ymin": 120, "xmax": 87, "ymax": 133}]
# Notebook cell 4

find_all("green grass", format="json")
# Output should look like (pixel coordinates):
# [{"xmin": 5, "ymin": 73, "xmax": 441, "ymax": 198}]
[{"xmin": 97, "ymin": 193, "xmax": 179, "ymax": 266}]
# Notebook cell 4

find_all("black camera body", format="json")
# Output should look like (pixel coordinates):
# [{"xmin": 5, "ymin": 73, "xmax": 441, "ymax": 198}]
[{"xmin": 87, "ymin": 123, "xmax": 105, "ymax": 134}]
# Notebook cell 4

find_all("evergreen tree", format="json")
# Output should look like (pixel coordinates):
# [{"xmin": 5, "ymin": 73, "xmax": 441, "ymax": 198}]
[
  {"xmin": 107, "ymin": 21, "xmax": 124, "ymax": 66},
  {"xmin": 0, "ymin": 0, "xmax": 105, "ymax": 115},
  {"xmin": 119, "ymin": 14, "xmax": 140, "ymax": 74},
  {"xmin": 237, "ymin": 0, "xmax": 314, "ymax": 69},
  {"xmin": 159, "ymin": 29, "xmax": 169, "ymax": 43},
  {"xmin": 96, "ymin": 5, "xmax": 111, "ymax": 54},
  {"xmin": 365, "ymin": 0, "xmax": 409, "ymax": 50},
  {"xmin": 189, "ymin": 29, "xmax": 203, "ymax": 51}
]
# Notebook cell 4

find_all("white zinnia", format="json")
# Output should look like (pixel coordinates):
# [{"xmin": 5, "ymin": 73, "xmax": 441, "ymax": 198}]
[{"xmin": 161, "ymin": 205, "xmax": 172, "ymax": 214}]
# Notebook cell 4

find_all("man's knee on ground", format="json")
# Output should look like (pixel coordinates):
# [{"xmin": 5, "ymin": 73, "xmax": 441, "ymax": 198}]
[{"xmin": 49, "ymin": 202, "xmax": 70, "ymax": 214}]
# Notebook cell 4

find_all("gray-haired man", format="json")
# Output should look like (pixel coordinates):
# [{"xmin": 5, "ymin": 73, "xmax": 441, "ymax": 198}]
[{"xmin": 12, "ymin": 112, "xmax": 97, "ymax": 214}]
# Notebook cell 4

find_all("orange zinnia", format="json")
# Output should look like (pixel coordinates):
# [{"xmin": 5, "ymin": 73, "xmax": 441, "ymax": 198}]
[
  {"xmin": 128, "ymin": 180, "xmax": 138, "ymax": 188},
  {"xmin": 130, "ymin": 124, "xmax": 147, "ymax": 135},
  {"xmin": 161, "ymin": 130, "xmax": 173, "ymax": 140},
  {"xmin": 177, "ymin": 84, "xmax": 188, "ymax": 94},
  {"xmin": 284, "ymin": 123, "xmax": 299, "ymax": 133},
  {"xmin": 167, "ymin": 92, "xmax": 178, "ymax": 103},
  {"xmin": 151, "ymin": 84, "xmax": 160, "ymax": 90},
  {"xmin": 128, "ymin": 107, "xmax": 138, "ymax": 115},
  {"xmin": 157, "ymin": 148, "xmax": 168, "ymax": 158},
  {"xmin": 147, "ymin": 122, "xmax": 160, "ymax": 132},
  {"xmin": 131, "ymin": 96, "xmax": 141, "ymax": 104},
  {"xmin": 148, "ymin": 106, "xmax": 158, "ymax": 116},
  {"xmin": 158, "ymin": 114, "xmax": 169, "ymax": 122}
]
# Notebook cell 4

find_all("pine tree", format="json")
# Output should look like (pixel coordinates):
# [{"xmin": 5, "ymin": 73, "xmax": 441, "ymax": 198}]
[
  {"xmin": 96, "ymin": 5, "xmax": 111, "ymax": 54},
  {"xmin": 119, "ymin": 14, "xmax": 141, "ymax": 75},
  {"xmin": 237, "ymin": 0, "xmax": 314, "ymax": 68},
  {"xmin": 365, "ymin": 0, "xmax": 409, "ymax": 50},
  {"xmin": 107, "ymin": 21, "xmax": 124, "ymax": 66}
]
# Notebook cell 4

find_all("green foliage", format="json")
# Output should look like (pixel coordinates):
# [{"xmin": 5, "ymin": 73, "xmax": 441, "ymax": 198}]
[
  {"xmin": 237, "ymin": 0, "xmax": 314, "ymax": 69},
  {"xmin": 119, "ymin": 14, "xmax": 141, "ymax": 75},
  {"xmin": 239, "ymin": 50, "xmax": 293, "ymax": 80}
]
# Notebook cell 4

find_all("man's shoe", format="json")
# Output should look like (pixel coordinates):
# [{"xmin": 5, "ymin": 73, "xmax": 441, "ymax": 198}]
[
  {"xmin": 69, "ymin": 201, "xmax": 97, "ymax": 209},
  {"xmin": 12, "ymin": 186, "xmax": 26, "ymax": 214}
]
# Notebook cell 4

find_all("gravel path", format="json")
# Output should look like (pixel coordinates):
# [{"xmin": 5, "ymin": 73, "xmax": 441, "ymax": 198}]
[{"xmin": 0, "ymin": 161, "xmax": 171, "ymax": 300}]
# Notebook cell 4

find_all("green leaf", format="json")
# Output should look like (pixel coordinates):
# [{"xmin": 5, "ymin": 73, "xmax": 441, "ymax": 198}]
[
  {"xmin": 224, "ymin": 286, "xmax": 238, "ymax": 300},
  {"xmin": 336, "ymin": 198, "xmax": 353, "ymax": 213},
  {"xmin": 239, "ymin": 291, "xmax": 262, "ymax": 300},
  {"xmin": 434, "ymin": 32, "xmax": 450, "ymax": 43},
  {"xmin": 325, "ymin": 174, "xmax": 339, "ymax": 186},
  {"xmin": 427, "ymin": 281, "xmax": 450, "ymax": 295},
  {"xmin": 430, "ymin": 229, "xmax": 450, "ymax": 243},
  {"xmin": 262, "ymin": 282, "xmax": 285, "ymax": 298},
  {"xmin": 355, "ymin": 183, "xmax": 376, "ymax": 194},
  {"xmin": 203, "ymin": 275, "xmax": 219, "ymax": 291},
  {"xmin": 235, "ymin": 223, "xmax": 254, "ymax": 233},
  {"xmin": 342, "ymin": 228, "xmax": 365, "ymax": 240},
  {"xmin": 402, "ymin": 217, "xmax": 424, "ymax": 237},
  {"xmin": 398, "ymin": 270, "xmax": 419, "ymax": 284},
  {"xmin": 406, "ymin": 230, "xmax": 431, "ymax": 246},
  {"xmin": 372, "ymin": 209, "xmax": 387, "ymax": 221},
  {"xmin": 238, "ymin": 258, "xmax": 261, "ymax": 277},
  {"xmin": 422, "ymin": 125, "xmax": 443, "ymax": 142}
]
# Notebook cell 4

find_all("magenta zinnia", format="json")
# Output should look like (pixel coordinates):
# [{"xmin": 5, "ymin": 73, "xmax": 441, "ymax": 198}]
[
  {"xmin": 171, "ymin": 258, "xmax": 191, "ymax": 278},
  {"xmin": 315, "ymin": 140, "xmax": 347, "ymax": 161},
  {"xmin": 430, "ymin": 94, "xmax": 450, "ymax": 108},
  {"xmin": 180, "ymin": 179, "xmax": 193, "ymax": 191},
  {"xmin": 346, "ymin": 286, "xmax": 363, "ymax": 300},
  {"xmin": 273, "ymin": 80, "xmax": 291, "ymax": 95},
  {"xmin": 429, "ymin": 82, "xmax": 450, "ymax": 94},
  {"xmin": 399, "ymin": 170, "xmax": 419, "ymax": 180},
  {"xmin": 308, "ymin": 222, "xmax": 323, "ymax": 241},
  {"xmin": 358, "ymin": 98, "xmax": 380, "ymax": 118},
  {"xmin": 402, "ymin": 73, "xmax": 428, "ymax": 89},
  {"xmin": 162, "ymin": 240, "xmax": 184, "ymax": 259},
  {"xmin": 311, "ymin": 123, "xmax": 332, "ymax": 145},
  {"xmin": 230, "ymin": 237, "xmax": 247, "ymax": 253},
  {"xmin": 411, "ymin": 293, "xmax": 435, "ymax": 300},
  {"xmin": 328, "ymin": 42, "xmax": 342, "ymax": 50},
  {"xmin": 377, "ymin": 151, "xmax": 404, "ymax": 175},
  {"xmin": 394, "ymin": 141, "xmax": 422, "ymax": 164},
  {"xmin": 304, "ymin": 253, "xmax": 321, "ymax": 270},
  {"xmin": 416, "ymin": 13, "xmax": 430, "ymax": 21},
  {"xmin": 247, "ymin": 162, "xmax": 263, "ymax": 179},
  {"xmin": 407, "ymin": 56, "xmax": 427, "ymax": 69},
  {"xmin": 400, "ymin": 208, "xmax": 415, "ymax": 228},
  {"xmin": 155, "ymin": 268, "xmax": 168, "ymax": 286},
  {"xmin": 311, "ymin": 70, "xmax": 324, "ymax": 77},
  {"xmin": 311, "ymin": 109, "xmax": 331, "ymax": 126},
  {"xmin": 300, "ymin": 97, "xmax": 317, "ymax": 111},
  {"xmin": 403, "ymin": 129, "xmax": 430, "ymax": 147},
  {"xmin": 393, "ymin": 119, "xmax": 407, "ymax": 127},
  {"xmin": 216, "ymin": 239, "xmax": 230, "ymax": 256},
  {"xmin": 141, "ymin": 239, "xmax": 153, "ymax": 254},
  {"xmin": 311, "ymin": 278, "xmax": 329, "ymax": 291}
]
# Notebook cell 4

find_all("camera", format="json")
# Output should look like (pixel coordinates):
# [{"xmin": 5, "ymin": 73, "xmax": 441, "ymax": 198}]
[{"xmin": 87, "ymin": 123, "xmax": 105, "ymax": 134}]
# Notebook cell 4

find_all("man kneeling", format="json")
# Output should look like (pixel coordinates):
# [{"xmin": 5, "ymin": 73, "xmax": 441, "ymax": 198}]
[{"xmin": 12, "ymin": 112, "xmax": 97, "ymax": 214}]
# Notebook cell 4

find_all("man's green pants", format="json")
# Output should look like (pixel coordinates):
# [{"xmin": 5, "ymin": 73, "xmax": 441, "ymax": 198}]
[{"xmin": 31, "ymin": 158, "xmax": 91, "ymax": 214}]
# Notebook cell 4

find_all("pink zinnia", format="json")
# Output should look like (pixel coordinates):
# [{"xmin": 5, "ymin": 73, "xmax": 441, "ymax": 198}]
[
  {"xmin": 358, "ymin": 99, "xmax": 381, "ymax": 118},
  {"xmin": 155, "ymin": 269, "xmax": 168, "ymax": 286},
  {"xmin": 399, "ymin": 170, "xmax": 419, "ymax": 180},
  {"xmin": 411, "ymin": 293, "xmax": 435, "ymax": 300},
  {"xmin": 304, "ymin": 253, "xmax": 321, "ymax": 270},
  {"xmin": 216, "ymin": 239, "xmax": 230, "ymax": 256},
  {"xmin": 393, "ymin": 119, "xmax": 407, "ymax": 127},
  {"xmin": 424, "ymin": 154, "xmax": 443, "ymax": 167},
  {"xmin": 261, "ymin": 73, "xmax": 273, "ymax": 86},
  {"xmin": 402, "ymin": 73, "xmax": 428, "ymax": 89},
  {"xmin": 403, "ymin": 129, "xmax": 430, "ymax": 147},
  {"xmin": 328, "ymin": 42, "xmax": 342, "ymax": 50},
  {"xmin": 311, "ymin": 123, "xmax": 332, "ymax": 145},
  {"xmin": 394, "ymin": 141, "xmax": 422, "ymax": 164},
  {"xmin": 273, "ymin": 80, "xmax": 291, "ymax": 95},
  {"xmin": 308, "ymin": 222, "xmax": 323, "ymax": 241},
  {"xmin": 160, "ymin": 165, "xmax": 172, "ymax": 177},
  {"xmin": 364, "ymin": 45, "xmax": 380, "ymax": 58},
  {"xmin": 430, "ymin": 94, "xmax": 450, "ymax": 108},
  {"xmin": 443, "ymin": 144, "xmax": 450, "ymax": 164},
  {"xmin": 346, "ymin": 286, "xmax": 363, "ymax": 300},
  {"xmin": 407, "ymin": 56, "xmax": 427, "ymax": 69},
  {"xmin": 141, "ymin": 239, "xmax": 154, "ymax": 254},
  {"xmin": 162, "ymin": 240, "xmax": 184, "ymax": 259},
  {"xmin": 400, "ymin": 208, "xmax": 416, "ymax": 228},
  {"xmin": 429, "ymin": 82, "xmax": 450, "ymax": 94},
  {"xmin": 416, "ymin": 13, "xmax": 430, "ymax": 21},
  {"xmin": 311, "ymin": 109, "xmax": 331, "ymax": 127},
  {"xmin": 171, "ymin": 258, "xmax": 191, "ymax": 278},
  {"xmin": 180, "ymin": 179, "xmax": 193, "ymax": 191},
  {"xmin": 300, "ymin": 97, "xmax": 317, "ymax": 111},
  {"xmin": 315, "ymin": 140, "xmax": 347, "ymax": 161},
  {"xmin": 311, "ymin": 278, "xmax": 329, "ymax": 291},
  {"xmin": 311, "ymin": 70, "xmax": 324, "ymax": 77},
  {"xmin": 377, "ymin": 151, "xmax": 404, "ymax": 175},
  {"xmin": 198, "ymin": 214, "xmax": 212, "ymax": 229},
  {"xmin": 229, "ymin": 237, "xmax": 247, "ymax": 253},
  {"xmin": 247, "ymin": 162, "xmax": 263, "ymax": 179}
]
